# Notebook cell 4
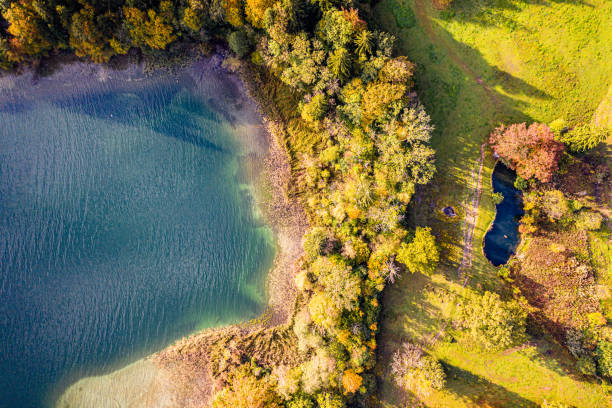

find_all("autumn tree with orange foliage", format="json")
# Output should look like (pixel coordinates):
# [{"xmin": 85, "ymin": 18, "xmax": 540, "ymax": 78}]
[
  {"xmin": 341, "ymin": 369, "xmax": 363, "ymax": 394},
  {"xmin": 489, "ymin": 122, "xmax": 565, "ymax": 183}
]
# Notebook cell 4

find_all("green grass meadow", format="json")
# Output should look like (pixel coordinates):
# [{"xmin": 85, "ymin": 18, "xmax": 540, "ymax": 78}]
[{"xmin": 372, "ymin": 0, "xmax": 612, "ymax": 406}]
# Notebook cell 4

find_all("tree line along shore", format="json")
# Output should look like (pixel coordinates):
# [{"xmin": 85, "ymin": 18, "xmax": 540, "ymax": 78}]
[{"xmin": 1, "ymin": 0, "xmax": 611, "ymax": 406}]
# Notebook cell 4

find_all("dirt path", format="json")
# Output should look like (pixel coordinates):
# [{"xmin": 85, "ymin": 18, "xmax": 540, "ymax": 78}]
[{"xmin": 427, "ymin": 142, "xmax": 486, "ymax": 345}]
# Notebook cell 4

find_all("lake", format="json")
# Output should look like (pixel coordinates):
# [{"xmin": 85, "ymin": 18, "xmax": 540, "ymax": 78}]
[{"xmin": 0, "ymin": 58, "xmax": 275, "ymax": 408}]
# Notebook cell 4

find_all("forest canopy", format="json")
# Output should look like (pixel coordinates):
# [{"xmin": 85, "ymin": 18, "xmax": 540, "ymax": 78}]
[{"xmin": 0, "ymin": 0, "xmax": 442, "ymax": 405}]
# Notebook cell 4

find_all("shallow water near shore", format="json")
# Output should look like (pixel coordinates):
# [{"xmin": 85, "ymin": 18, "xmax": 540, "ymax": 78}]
[
  {"xmin": 0, "ymin": 58, "xmax": 275, "ymax": 408},
  {"xmin": 483, "ymin": 163, "xmax": 524, "ymax": 266}
]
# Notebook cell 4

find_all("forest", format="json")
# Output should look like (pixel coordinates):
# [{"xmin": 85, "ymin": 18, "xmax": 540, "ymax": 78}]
[{"xmin": 1, "ymin": 0, "xmax": 611, "ymax": 406}]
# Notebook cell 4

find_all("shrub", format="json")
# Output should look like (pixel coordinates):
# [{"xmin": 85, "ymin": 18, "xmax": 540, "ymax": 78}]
[
  {"xmin": 212, "ymin": 365, "xmax": 282, "ymax": 408},
  {"xmin": 287, "ymin": 394, "xmax": 315, "ymax": 408},
  {"xmin": 574, "ymin": 211, "xmax": 603, "ymax": 231},
  {"xmin": 294, "ymin": 269, "xmax": 313, "ymax": 291},
  {"xmin": 492, "ymin": 192, "xmax": 504, "ymax": 205},
  {"xmin": 302, "ymin": 227, "xmax": 331, "ymax": 260},
  {"xmin": 456, "ymin": 291, "xmax": 527, "ymax": 351},
  {"xmin": 315, "ymin": 392, "xmax": 345, "ymax": 408},
  {"xmin": 514, "ymin": 176, "xmax": 529, "ymax": 191},
  {"xmin": 576, "ymin": 355, "xmax": 597, "ymax": 376},
  {"xmin": 498, "ymin": 266, "xmax": 511, "ymax": 280},
  {"xmin": 489, "ymin": 122, "xmax": 565, "ymax": 183},
  {"xmin": 0, "ymin": 38, "xmax": 12, "ymax": 70},
  {"xmin": 434, "ymin": 0, "xmax": 454, "ymax": 10},
  {"xmin": 587, "ymin": 312, "xmax": 607, "ymax": 327},
  {"xmin": 228, "ymin": 31, "xmax": 250, "ymax": 57},
  {"xmin": 596, "ymin": 341, "xmax": 612, "ymax": 378},
  {"xmin": 396, "ymin": 227, "xmax": 440, "ymax": 275},
  {"xmin": 541, "ymin": 190, "xmax": 571, "ymax": 221}
]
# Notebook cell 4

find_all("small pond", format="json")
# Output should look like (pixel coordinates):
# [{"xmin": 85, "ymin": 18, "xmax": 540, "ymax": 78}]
[{"xmin": 483, "ymin": 162, "xmax": 524, "ymax": 266}]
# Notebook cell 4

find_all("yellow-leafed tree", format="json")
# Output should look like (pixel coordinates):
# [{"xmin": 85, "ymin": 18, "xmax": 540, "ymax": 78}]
[{"xmin": 245, "ymin": 0, "xmax": 275, "ymax": 28}]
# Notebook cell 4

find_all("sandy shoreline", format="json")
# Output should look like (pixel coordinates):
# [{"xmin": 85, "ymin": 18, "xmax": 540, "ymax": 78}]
[{"xmin": 55, "ymin": 53, "xmax": 306, "ymax": 407}]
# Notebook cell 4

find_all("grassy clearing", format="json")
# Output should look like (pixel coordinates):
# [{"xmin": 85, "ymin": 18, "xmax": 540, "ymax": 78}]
[{"xmin": 372, "ymin": 0, "xmax": 612, "ymax": 405}]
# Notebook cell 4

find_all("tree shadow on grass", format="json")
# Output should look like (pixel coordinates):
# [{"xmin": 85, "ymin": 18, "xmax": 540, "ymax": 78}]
[
  {"xmin": 448, "ymin": 0, "xmax": 594, "ymax": 30},
  {"xmin": 375, "ymin": 359, "xmax": 540, "ymax": 407},
  {"xmin": 442, "ymin": 362, "xmax": 539, "ymax": 407}
]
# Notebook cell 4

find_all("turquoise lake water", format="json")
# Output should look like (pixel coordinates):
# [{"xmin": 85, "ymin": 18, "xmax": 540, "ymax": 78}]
[{"xmin": 0, "ymin": 60, "xmax": 275, "ymax": 408}]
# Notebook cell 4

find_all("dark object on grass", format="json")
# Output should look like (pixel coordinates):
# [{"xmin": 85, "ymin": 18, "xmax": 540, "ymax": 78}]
[{"xmin": 442, "ymin": 206, "xmax": 456, "ymax": 217}]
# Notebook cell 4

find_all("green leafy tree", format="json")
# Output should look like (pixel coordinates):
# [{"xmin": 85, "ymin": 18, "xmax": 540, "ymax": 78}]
[
  {"xmin": 561, "ymin": 124, "xmax": 610, "ymax": 152},
  {"xmin": 182, "ymin": 6, "xmax": 203, "ymax": 33},
  {"xmin": 361, "ymin": 81, "xmax": 405, "ymax": 124},
  {"xmin": 227, "ymin": 30, "xmax": 250, "ymax": 57},
  {"xmin": 354, "ymin": 30, "xmax": 373, "ymax": 60},
  {"xmin": 308, "ymin": 291, "xmax": 340, "ymax": 329},
  {"xmin": 286, "ymin": 394, "xmax": 315, "ymax": 408},
  {"xmin": 69, "ymin": 5, "xmax": 116, "ymax": 63},
  {"xmin": 317, "ymin": 9, "xmax": 355, "ymax": 48},
  {"xmin": 302, "ymin": 227, "xmax": 332, "ymax": 260},
  {"xmin": 596, "ymin": 341, "xmax": 612, "ymax": 378},
  {"xmin": 328, "ymin": 47, "xmax": 351, "ymax": 81},
  {"xmin": 0, "ymin": 37, "xmax": 12, "ymax": 69},
  {"xmin": 300, "ymin": 351, "xmax": 337, "ymax": 393},
  {"xmin": 456, "ymin": 291, "xmax": 527, "ymax": 351},
  {"xmin": 123, "ymin": 4, "xmax": 176, "ymax": 50},
  {"xmin": 301, "ymin": 93, "xmax": 328, "ymax": 123},
  {"xmin": 396, "ymin": 227, "xmax": 439, "ymax": 275},
  {"xmin": 317, "ymin": 259, "xmax": 361, "ymax": 311}
]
